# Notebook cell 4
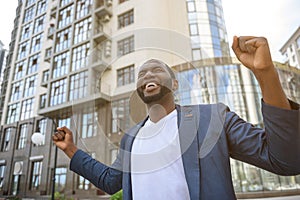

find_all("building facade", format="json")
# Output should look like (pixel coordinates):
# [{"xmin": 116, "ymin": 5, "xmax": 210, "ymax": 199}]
[
  {"xmin": 0, "ymin": 41, "xmax": 7, "ymax": 97},
  {"xmin": 0, "ymin": 41, "xmax": 6, "ymax": 77},
  {"xmin": 280, "ymin": 26, "xmax": 300, "ymax": 70},
  {"xmin": 0, "ymin": 0, "xmax": 299, "ymax": 199}
]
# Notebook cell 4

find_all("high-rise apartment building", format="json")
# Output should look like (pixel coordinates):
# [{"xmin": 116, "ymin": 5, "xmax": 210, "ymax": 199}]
[
  {"xmin": 0, "ymin": 41, "xmax": 7, "ymax": 96},
  {"xmin": 0, "ymin": 41, "xmax": 6, "ymax": 76},
  {"xmin": 0, "ymin": 0, "xmax": 299, "ymax": 199}
]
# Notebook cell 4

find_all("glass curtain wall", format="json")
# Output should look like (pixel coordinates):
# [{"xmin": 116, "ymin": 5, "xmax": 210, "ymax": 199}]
[{"xmin": 176, "ymin": 64, "xmax": 300, "ymax": 193}]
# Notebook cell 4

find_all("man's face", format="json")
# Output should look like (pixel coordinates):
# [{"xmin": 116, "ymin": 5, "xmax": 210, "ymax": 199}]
[{"xmin": 136, "ymin": 60, "xmax": 174, "ymax": 104}]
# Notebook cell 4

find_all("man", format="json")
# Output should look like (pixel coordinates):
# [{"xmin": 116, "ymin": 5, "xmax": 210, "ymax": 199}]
[{"xmin": 53, "ymin": 36, "xmax": 300, "ymax": 200}]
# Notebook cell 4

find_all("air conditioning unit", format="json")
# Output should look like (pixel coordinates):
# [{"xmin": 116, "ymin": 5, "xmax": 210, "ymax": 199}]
[
  {"xmin": 107, "ymin": 0, "xmax": 112, "ymax": 6},
  {"xmin": 105, "ymin": 50, "xmax": 111, "ymax": 57},
  {"xmin": 102, "ymin": 14, "xmax": 111, "ymax": 23},
  {"xmin": 14, "ymin": 161, "xmax": 23, "ymax": 175},
  {"xmin": 49, "ymin": 19, "xmax": 56, "ymax": 27}
]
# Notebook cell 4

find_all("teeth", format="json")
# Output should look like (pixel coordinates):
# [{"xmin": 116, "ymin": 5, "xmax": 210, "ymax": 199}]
[{"xmin": 146, "ymin": 82, "xmax": 158, "ymax": 88}]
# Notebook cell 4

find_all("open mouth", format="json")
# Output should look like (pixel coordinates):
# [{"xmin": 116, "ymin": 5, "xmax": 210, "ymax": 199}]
[
  {"xmin": 145, "ymin": 82, "xmax": 158, "ymax": 89},
  {"xmin": 143, "ymin": 82, "xmax": 160, "ymax": 92}
]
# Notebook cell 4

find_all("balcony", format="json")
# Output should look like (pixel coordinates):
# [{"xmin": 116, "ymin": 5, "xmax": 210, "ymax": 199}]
[
  {"xmin": 93, "ymin": 17, "xmax": 111, "ymax": 44},
  {"xmin": 50, "ymin": 4, "xmax": 57, "ymax": 18},
  {"xmin": 94, "ymin": 0, "xmax": 112, "ymax": 18},
  {"xmin": 89, "ymin": 43, "xmax": 111, "ymax": 72},
  {"xmin": 38, "ymin": 93, "xmax": 110, "ymax": 118}
]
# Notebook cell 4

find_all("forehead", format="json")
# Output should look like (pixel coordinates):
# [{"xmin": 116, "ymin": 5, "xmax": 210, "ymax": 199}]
[{"xmin": 138, "ymin": 60, "xmax": 168, "ymax": 72}]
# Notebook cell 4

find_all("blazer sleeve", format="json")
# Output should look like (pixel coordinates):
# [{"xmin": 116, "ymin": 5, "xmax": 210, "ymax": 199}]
[
  {"xmin": 225, "ymin": 100, "xmax": 300, "ymax": 176},
  {"xmin": 70, "ymin": 149, "xmax": 123, "ymax": 195}
]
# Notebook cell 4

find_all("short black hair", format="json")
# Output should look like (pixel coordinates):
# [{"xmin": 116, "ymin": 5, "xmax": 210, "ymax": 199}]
[{"xmin": 142, "ymin": 59, "xmax": 176, "ymax": 79}]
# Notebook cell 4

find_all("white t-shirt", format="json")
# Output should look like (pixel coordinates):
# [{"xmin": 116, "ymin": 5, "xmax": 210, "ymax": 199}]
[{"xmin": 131, "ymin": 110, "xmax": 190, "ymax": 200}]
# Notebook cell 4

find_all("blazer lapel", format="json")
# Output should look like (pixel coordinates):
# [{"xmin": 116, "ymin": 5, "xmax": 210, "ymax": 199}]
[
  {"xmin": 122, "ymin": 119, "xmax": 147, "ymax": 200},
  {"xmin": 177, "ymin": 105, "xmax": 201, "ymax": 200}
]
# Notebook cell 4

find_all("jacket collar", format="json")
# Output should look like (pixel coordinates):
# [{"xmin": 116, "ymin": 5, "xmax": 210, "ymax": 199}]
[{"xmin": 125, "ymin": 105, "xmax": 201, "ymax": 199}]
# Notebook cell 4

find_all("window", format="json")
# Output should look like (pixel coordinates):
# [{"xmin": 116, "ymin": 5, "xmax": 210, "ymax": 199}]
[
  {"xmin": 69, "ymin": 71, "xmax": 88, "ymax": 100},
  {"xmin": 82, "ymin": 108, "xmax": 98, "ymax": 138},
  {"xmin": 111, "ymin": 98, "xmax": 130, "ymax": 133},
  {"xmin": 30, "ymin": 160, "xmax": 43, "ymax": 190},
  {"xmin": 12, "ymin": 174, "xmax": 21, "ymax": 196},
  {"xmin": 289, "ymin": 45, "xmax": 293, "ymax": 53},
  {"xmin": 189, "ymin": 23, "xmax": 199, "ymax": 36},
  {"xmin": 50, "ymin": 79, "xmax": 67, "ymax": 106},
  {"xmin": 118, "ymin": 9, "xmax": 134, "ymax": 29},
  {"xmin": 36, "ymin": 0, "xmax": 47, "ymax": 15},
  {"xmin": 45, "ymin": 47, "xmax": 52, "ymax": 59},
  {"xmin": 17, "ymin": 124, "xmax": 29, "ymax": 149},
  {"xmin": 71, "ymin": 43, "xmax": 90, "ymax": 71},
  {"xmin": 33, "ymin": 15, "xmax": 45, "ymax": 34},
  {"xmin": 117, "ymin": 64, "xmax": 135, "ymax": 86},
  {"xmin": 53, "ymin": 51, "xmax": 70, "ymax": 78},
  {"xmin": 76, "ymin": 0, "xmax": 92, "ymax": 19},
  {"xmin": 10, "ymin": 81, "xmax": 23, "ymax": 102},
  {"xmin": 1, "ymin": 128, "xmax": 13, "ymax": 152},
  {"xmin": 78, "ymin": 176, "xmax": 92, "ymax": 190},
  {"xmin": 24, "ymin": 75, "xmax": 37, "ymax": 97},
  {"xmin": 20, "ymin": 98, "xmax": 35, "ymax": 120},
  {"xmin": 6, "ymin": 103, "xmax": 21, "ymax": 124},
  {"xmin": 55, "ymin": 27, "xmax": 72, "ymax": 53},
  {"xmin": 74, "ymin": 17, "xmax": 92, "ymax": 44},
  {"xmin": 111, "ymin": 149, "xmax": 118, "ymax": 164},
  {"xmin": 14, "ymin": 61, "xmax": 27, "ymax": 80},
  {"xmin": 192, "ymin": 48, "xmax": 201, "ymax": 61},
  {"xmin": 55, "ymin": 167, "xmax": 67, "ymax": 192},
  {"xmin": 60, "ymin": 0, "xmax": 72, "ymax": 7},
  {"xmin": 58, "ymin": 4, "xmax": 74, "ymax": 29},
  {"xmin": 58, "ymin": 117, "xmax": 71, "ymax": 128},
  {"xmin": 20, "ymin": 22, "xmax": 33, "ymax": 41},
  {"xmin": 0, "ymin": 165, "xmax": 6, "ymax": 189},
  {"xmin": 42, "ymin": 70, "xmax": 49, "ymax": 83},
  {"xmin": 36, "ymin": 119, "xmax": 47, "ymax": 145},
  {"xmin": 187, "ymin": 1, "xmax": 196, "ymax": 12},
  {"xmin": 39, "ymin": 94, "xmax": 47, "ymax": 109},
  {"xmin": 27, "ymin": 0, "xmax": 36, "ymax": 6},
  {"xmin": 23, "ymin": 6, "xmax": 35, "ymax": 23},
  {"xmin": 31, "ymin": 33, "xmax": 43, "ymax": 53},
  {"xmin": 27, "ymin": 53, "xmax": 40, "ymax": 74},
  {"xmin": 117, "ymin": 36, "xmax": 134, "ymax": 57},
  {"xmin": 296, "ymin": 36, "xmax": 300, "ymax": 48},
  {"xmin": 17, "ymin": 41, "xmax": 30, "ymax": 60}
]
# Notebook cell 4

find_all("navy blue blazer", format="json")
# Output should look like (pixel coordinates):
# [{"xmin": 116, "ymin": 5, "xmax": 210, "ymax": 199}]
[{"xmin": 70, "ymin": 101, "xmax": 300, "ymax": 200}]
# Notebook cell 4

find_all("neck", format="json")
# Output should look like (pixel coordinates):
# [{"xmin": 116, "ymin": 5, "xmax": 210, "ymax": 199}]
[{"xmin": 146, "ymin": 94, "xmax": 176, "ymax": 123}]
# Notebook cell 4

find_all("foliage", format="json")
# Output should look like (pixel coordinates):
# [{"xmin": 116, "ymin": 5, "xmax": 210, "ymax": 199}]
[
  {"xmin": 53, "ymin": 192, "xmax": 74, "ymax": 200},
  {"xmin": 110, "ymin": 190, "xmax": 123, "ymax": 200}
]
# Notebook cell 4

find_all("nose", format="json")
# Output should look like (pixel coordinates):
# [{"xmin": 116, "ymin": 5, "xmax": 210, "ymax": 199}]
[{"xmin": 143, "ymin": 70, "xmax": 155, "ymax": 79}]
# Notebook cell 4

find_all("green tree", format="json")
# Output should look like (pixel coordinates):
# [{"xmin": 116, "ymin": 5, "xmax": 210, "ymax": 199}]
[{"xmin": 110, "ymin": 190, "xmax": 123, "ymax": 200}]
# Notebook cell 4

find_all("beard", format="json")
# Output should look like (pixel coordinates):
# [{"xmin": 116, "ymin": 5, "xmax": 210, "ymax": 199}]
[{"xmin": 137, "ymin": 84, "xmax": 172, "ymax": 104}]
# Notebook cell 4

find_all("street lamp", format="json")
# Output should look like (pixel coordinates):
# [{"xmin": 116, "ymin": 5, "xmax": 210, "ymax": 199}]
[
  {"xmin": 31, "ymin": 129, "xmax": 57, "ymax": 200},
  {"xmin": 31, "ymin": 132, "xmax": 45, "ymax": 146}
]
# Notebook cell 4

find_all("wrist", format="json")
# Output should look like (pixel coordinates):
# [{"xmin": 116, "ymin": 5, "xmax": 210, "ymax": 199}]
[
  {"xmin": 253, "ymin": 65, "xmax": 277, "ymax": 83},
  {"xmin": 64, "ymin": 144, "xmax": 78, "ymax": 159}
]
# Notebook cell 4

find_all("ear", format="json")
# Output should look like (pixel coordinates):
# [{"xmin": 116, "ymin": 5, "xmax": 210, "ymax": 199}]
[{"xmin": 172, "ymin": 79, "xmax": 178, "ymax": 91}]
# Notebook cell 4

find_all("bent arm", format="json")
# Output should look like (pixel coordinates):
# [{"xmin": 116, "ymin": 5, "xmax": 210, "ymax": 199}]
[
  {"xmin": 226, "ymin": 100, "xmax": 300, "ymax": 175},
  {"xmin": 232, "ymin": 36, "xmax": 291, "ymax": 110},
  {"xmin": 70, "ymin": 150, "xmax": 122, "ymax": 194}
]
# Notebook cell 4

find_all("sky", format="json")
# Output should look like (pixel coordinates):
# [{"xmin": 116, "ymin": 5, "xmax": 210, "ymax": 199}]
[{"xmin": 0, "ymin": 0, "xmax": 299, "ymax": 62}]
